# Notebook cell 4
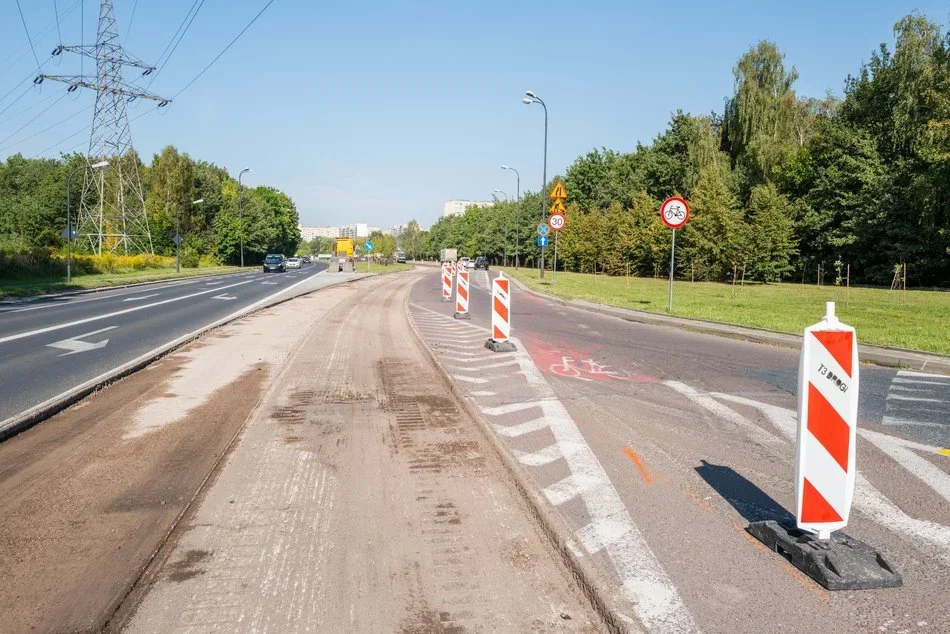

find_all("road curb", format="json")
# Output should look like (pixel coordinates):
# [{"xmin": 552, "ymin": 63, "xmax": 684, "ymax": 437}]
[
  {"xmin": 0, "ymin": 268, "xmax": 252, "ymax": 302},
  {"xmin": 0, "ymin": 272, "xmax": 366, "ymax": 442},
  {"xmin": 404, "ymin": 291, "xmax": 637, "ymax": 634},
  {"xmin": 506, "ymin": 275, "xmax": 950, "ymax": 375}
]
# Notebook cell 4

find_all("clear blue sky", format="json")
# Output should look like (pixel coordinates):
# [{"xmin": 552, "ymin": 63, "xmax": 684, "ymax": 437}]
[{"xmin": 1, "ymin": 1, "xmax": 947, "ymax": 228}]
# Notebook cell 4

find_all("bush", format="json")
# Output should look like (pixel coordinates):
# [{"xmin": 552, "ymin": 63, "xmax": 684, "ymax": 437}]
[{"xmin": 180, "ymin": 248, "xmax": 200, "ymax": 268}]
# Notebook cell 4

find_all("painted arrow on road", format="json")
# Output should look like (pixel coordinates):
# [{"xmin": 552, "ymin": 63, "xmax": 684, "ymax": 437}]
[
  {"xmin": 46, "ymin": 326, "xmax": 117, "ymax": 356},
  {"xmin": 212, "ymin": 293, "xmax": 237, "ymax": 300},
  {"xmin": 122, "ymin": 293, "xmax": 159, "ymax": 302}
]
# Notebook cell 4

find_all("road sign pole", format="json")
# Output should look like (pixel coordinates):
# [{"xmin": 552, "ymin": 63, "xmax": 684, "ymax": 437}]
[
  {"xmin": 553, "ymin": 230, "xmax": 558, "ymax": 284},
  {"xmin": 668, "ymin": 229, "xmax": 676, "ymax": 312}
]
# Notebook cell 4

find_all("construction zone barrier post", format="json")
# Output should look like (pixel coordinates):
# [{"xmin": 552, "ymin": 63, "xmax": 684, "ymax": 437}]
[
  {"xmin": 441, "ymin": 263, "xmax": 452, "ymax": 302},
  {"xmin": 747, "ymin": 301, "xmax": 901, "ymax": 590},
  {"xmin": 485, "ymin": 272, "xmax": 516, "ymax": 353},
  {"xmin": 454, "ymin": 269, "xmax": 470, "ymax": 320}
]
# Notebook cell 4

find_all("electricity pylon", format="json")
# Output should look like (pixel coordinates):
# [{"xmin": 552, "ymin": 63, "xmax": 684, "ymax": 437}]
[{"xmin": 37, "ymin": 0, "xmax": 170, "ymax": 254}]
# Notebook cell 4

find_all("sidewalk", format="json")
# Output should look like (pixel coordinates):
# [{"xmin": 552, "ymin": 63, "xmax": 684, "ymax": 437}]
[{"xmin": 121, "ymin": 270, "xmax": 599, "ymax": 633}]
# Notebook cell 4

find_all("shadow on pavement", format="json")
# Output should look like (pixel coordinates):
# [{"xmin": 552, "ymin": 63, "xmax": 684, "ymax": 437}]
[{"xmin": 695, "ymin": 459, "xmax": 794, "ymax": 524}]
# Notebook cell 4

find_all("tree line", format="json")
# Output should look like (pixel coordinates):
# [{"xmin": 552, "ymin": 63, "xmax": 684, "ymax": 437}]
[
  {"xmin": 0, "ymin": 145, "xmax": 300, "ymax": 274},
  {"xmin": 410, "ymin": 13, "xmax": 949, "ymax": 286}
]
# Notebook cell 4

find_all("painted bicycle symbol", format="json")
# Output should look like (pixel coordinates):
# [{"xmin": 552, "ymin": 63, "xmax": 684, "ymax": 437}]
[{"xmin": 549, "ymin": 356, "xmax": 645, "ymax": 382}]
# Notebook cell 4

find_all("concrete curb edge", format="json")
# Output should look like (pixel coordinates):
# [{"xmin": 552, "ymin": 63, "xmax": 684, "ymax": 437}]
[
  {"xmin": 506, "ymin": 275, "xmax": 950, "ymax": 375},
  {"xmin": 0, "ymin": 273, "xmax": 367, "ymax": 442},
  {"xmin": 403, "ymin": 287, "xmax": 636, "ymax": 634}
]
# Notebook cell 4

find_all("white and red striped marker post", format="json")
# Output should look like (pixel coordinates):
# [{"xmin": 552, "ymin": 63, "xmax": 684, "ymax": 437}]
[
  {"xmin": 795, "ymin": 301, "xmax": 859, "ymax": 539},
  {"xmin": 485, "ymin": 272, "xmax": 516, "ymax": 352},
  {"xmin": 454, "ymin": 269, "xmax": 470, "ymax": 319},
  {"xmin": 441, "ymin": 263, "xmax": 452, "ymax": 302}
]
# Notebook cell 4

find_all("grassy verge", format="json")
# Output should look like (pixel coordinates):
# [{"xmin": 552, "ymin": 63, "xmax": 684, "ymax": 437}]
[
  {"xmin": 0, "ymin": 265, "xmax": 244, "ymax": 297},
  {"xmin": 501, "ymin": 267, "xmax": 950, "ymax": 355},
  {"xmin": 354, "ymin": 262, "xmax": 415, "ymax": 274}
]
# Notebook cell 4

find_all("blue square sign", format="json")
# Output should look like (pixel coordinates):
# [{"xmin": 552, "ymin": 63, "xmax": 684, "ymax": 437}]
[{"xmin": 537, "ymin": 236, "xmax": 549, "ymax": 247}]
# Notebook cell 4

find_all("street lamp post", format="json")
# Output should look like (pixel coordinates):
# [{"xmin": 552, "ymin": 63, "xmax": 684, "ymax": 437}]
[
  {"xmin": 176, "ymin": 198, "xmax": 204, "ymax": 272},
  {"xmin": 522, "ymin": 91, "xmax": 548, "ymax": 278},
  {"xmin": 493, "ymin": 189, "xmax": 509, "ymax": 266},
  {"xmin": 501, "ymin": 165, "xmax": 520, "ymax": 268},
  {"xmin": 238, "ymin": 167, "xmax": 251, "ymax": 267},
  {"xmin": 65, "ymin": 160, "xmax": 109, "ymax": 284}
]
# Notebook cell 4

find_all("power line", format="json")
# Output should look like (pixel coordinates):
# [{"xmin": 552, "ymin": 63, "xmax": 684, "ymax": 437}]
[
  {"xmin": 0, "ymin": 83, "xmax": 35, "ymax": 118},
  {"xmin": 173, "ymin": 0, "xmax": 276, "ymax": 100},
  {"xmin": 15, "ymin": 0, "xmax": 44, "ymax": 73},
  {"xmin": 149, "ymin": 0, "xmax": 203, "ymax": 79},
  {"xmin": 53, "ymin": 0, "xmax": 63, "ymax": 43},
  {"xmin": 0, "ymin": 0, "xmax": 80, "ymax": 83},
  {"xmin": 0, "ymin": 105, "xmax": 84, "ymax": 154},
  {"xmin": 154, "ymin": 0, "xmax": 207, "ymax": 80},
  {"xmin": 124, "ymin": 0, "xmax": 139, "ymax": 45},
  {"xmin": 0, "ymin": 92, "xmax": 67, "ymax": 149}
]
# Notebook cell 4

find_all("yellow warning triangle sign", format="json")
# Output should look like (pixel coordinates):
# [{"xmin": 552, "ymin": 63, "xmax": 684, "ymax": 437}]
[
  {"xmin": 549, "ymin": 181, "xmax": 567, "ymax": 200},
  {"xmin": 549, "ymin": 199, "xmax": 566, "ymax": 214}
]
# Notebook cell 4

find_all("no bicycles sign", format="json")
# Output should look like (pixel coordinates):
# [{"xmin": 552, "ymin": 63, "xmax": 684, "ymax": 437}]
[{"xmin": 660, "ymin": 197, "xmax": 690, "ymax": 229}]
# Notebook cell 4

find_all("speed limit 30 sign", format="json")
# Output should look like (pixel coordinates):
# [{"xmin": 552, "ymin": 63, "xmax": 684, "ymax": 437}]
[{"xmin": 548, "ymin": 212, "xmax": 566, "ymax": 231}]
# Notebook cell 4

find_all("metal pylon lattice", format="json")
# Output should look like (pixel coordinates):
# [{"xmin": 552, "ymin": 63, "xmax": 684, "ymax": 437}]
[{"xmin": 38, "ymin": 0, "xmax": 171, "ymax": 255}]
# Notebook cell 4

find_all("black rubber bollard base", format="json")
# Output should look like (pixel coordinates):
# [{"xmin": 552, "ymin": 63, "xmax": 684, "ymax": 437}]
[
  {"xmin": 485, "ymin": 339, "xmax": 517, "ymax": 353},
  {"xmin": 747, "ymin": 520, "xmax": 902, "ymax": 590},
  {"xmin": 454, "ymin": 312, "xmax": 471, "ymax": 320}
]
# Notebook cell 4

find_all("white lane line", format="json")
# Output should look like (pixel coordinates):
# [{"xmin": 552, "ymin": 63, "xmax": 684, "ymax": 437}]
[
  {"xmin": 493, "ymin": 416, "xmax": 549, "ymax": 438},
  {"xmin": 411, "ymin": 303, "xmax": 491, "ymax": 334},
  {"xmin": 470, "ymin": 390, "xmax": 495, "ymax": 397},
  {"xmin": 893, "ymin": 378, "xmax": 949, "ymax": 387},
  {"xmin": 122, "ymin": 293, "xmax": 159, "ymax": 302},
  {"xmin": 712, "ymin": 392, "xmax": 950, "ymax": 563},
  {"xmin": 544, "ymin": 472, "xmax": 601, "ymax": 505},
  {"xmin": 665, "ymin": 381, "xmax": 786, "ymax": 450},
  {"xmin": 513, "ymin": 443, "xmax": 564, "ymax": 466},
  {"xmin": 453, "ymin": 374, "xmax": 488, "ymax": 384},
  {"xmin": 899, "ymin": 370, "xmax": 950, "ymax": 380},
  {"xmin": 453, "ymin": 359, "xmax": 520, "ymax": 371},
  {"xmin": 885, "ymin": 394, "xmax": 943, "ymax": 403},
  {"xmin": 511, "ymin": 343, "xmax": 696, "ymax": 632},
  {"xmin": 0, "ymin": 278, "xmax": 256, "ymax": 345},
  {"xmin": 481, "ymin": 400, "xmax": 545, "ymax": 416},
  {"xmin": 859, "ymin": 428, "xmax": 950, "ymax": 503},
  {"xmin": 882, "ymin": 418, "xmax": 944, "ymax": 428}
]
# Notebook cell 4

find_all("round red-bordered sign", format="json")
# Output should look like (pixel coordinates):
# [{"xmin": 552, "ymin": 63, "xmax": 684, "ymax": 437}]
[
  {"xmin": 660, "ymin": 197, "xmax": 690, "ymax": 229},
  {"xmin": 548, "ymin": 212, "xmax": 566, "ymax": 231}
]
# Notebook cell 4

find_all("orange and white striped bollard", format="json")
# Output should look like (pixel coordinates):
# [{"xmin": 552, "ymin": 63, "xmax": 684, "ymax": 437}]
[
  {"xmin": 454, "ymin": 269, "xmax": 470, "ymax": 319},
  {"xmin": 485, "ymin": 272, "xmax": 516, "ymax": 352},
  {"xmin": 441, "ymin": 263, "xmax": 452, "ymax": 302}
]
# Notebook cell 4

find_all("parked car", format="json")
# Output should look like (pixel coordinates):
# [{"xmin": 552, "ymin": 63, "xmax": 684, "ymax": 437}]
[
  {"xmin": 262, "ymin": 254, "xmax": 286, "ymax": 273},
  {"xmin": 459, "ymin": 256, "xmax": 473, "ymax": 269},
  {"xmin": 474, "ymin": 256, "xmax": 489, "ymax": 270},
  {"xmin": 286, "ymin": 257, "xmax": 301, "ymax": 269}
]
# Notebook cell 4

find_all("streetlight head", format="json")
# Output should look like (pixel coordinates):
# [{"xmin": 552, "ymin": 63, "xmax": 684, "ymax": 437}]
[
  {"xmin": 501, "ymin": 164, "xmax": 509, "ymax": 170},
  {"xmin": 91, "ymin": 160, "xmax": 109, "ymax": 169},
  {"xmin": 192, "ymin": 198, "xmax": 204, "ymax": 205},
  {"xmin": 525, "ymin": 90, "xmax": 537, "ymax": 99},
  {"xmin": 522, "ymin": 97, "xmax": 533, "ymax": 105},
  {"xmin": 493, "ymin": 189, "xmax": 500, "ymax": 193}
]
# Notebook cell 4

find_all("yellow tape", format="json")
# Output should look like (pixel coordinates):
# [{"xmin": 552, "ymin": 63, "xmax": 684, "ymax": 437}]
[{"xmin": 938, "ymin": 448, "xmax": 950, "ymax": 456}]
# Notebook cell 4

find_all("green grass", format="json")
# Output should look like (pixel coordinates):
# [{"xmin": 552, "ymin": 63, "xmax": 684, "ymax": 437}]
[
  {"xmin": 0, "ymin": 265, "xmax": 244, "ymax": 297},
  {"xmin": 354, "ymin": 262, "xmax": 415, "ymax": 274},
  {"xmin": 501, "ymin": 267, "xmax": 950, "ymax": 355}
]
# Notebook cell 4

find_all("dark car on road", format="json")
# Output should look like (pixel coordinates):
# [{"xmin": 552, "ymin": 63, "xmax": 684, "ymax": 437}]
[
  {"xmin": 474, "ymin": 256, "xmax": 489, "ymax": 270},
  {"xmin": 262, "ymin": 254, "xmax": 286, "ymax": 273}
]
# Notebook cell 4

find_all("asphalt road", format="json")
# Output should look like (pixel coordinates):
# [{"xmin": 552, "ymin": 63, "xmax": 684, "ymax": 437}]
[
  {"xmin": 0, "ymin": 262, "xmax": 333, "ymax": 427},
  {"xmin": 409, "ymin": 268, "xmax": 950, "ymax": 633}
]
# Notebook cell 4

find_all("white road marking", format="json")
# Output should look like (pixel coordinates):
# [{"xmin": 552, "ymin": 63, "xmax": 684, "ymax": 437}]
[
  {"xmin": 544, "ymin": 472, "xmax": 601, "ymax": 505},
  {"xmin": 859, "ymin": 428, "xmax": 950, "ymax": 503},
  {"xmin": 262, "ymin": 281, "xmax": 278, "ymax": 285},
  {"xmin": 665, "ymin": 381, "xmax": 786, "ymax": 450},
  {"xmin": 513, "ymin": 443, "xmax": 564, "ymax": 466},
  {"xmin": 212, "ymin": 294, "xmax": 238, "ymax": 301},
  {"xmin": 412, "ymin": 304, "xmax": 696, "ymax": 631},
  {"xmin": 893, "ymin": 378, "xmax": 948, "ymax": 387},
  {"xmin": 453, "ymin": 374, "xmax": 488, "ymax": 384},
  {"xmin": 453, "ymin": 359, "xmax": 520, "ymax": 371},
  {"xmin": 481, "ymin": 400, "xmax": 546, "ymax": 416},
  {"xmin": 898, "ymin": 370, "xmax": 950, "ymax": 380},
  {"xmin": 46, "ymin": 326, "xmax": 117, "ymax": 356},
  {"xmin": 0, "ymin": 278, "xmax": 255, "ymax": 345},
  {"xmin": 885, "ymin": 394, "xmax": 943, "ymax": 403},
  {"xmin": 711, "ymin": 392, "xmax": 950, "ymax": 563},
  {"xmin": 122, "ymin": 293, "xmax": 159, "ymax": 302},
  {"xmin": 492, "ymin": 416, "xmax": 549, "ymax": 438},
  {"xmin": 470, "ymin": 390, "xmax": 495, "ymax": 397}
]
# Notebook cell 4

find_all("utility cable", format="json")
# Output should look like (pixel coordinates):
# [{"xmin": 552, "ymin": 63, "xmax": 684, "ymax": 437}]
[
  {"xmin": 173, "ymin": 0, "xmax": 276, "ymax": 100},
  {"xmin": 0, "ymin": 0, "xmax": 80, "ymax": 82},
  {"xmin": 0, "ymin": 105, "xmax": 84, "ymax": 153},
  {"xmin": 153, "ymin": 0, "xmax": 207, "ymax": 80},
  {"xmin": 15, "ymin": 0, "xmax": 44, "ymax": 73},
  {"xmin": 124, "ymin": 0, "xmax": 139, "ymax": 46},
  {"xmin": 0, "ymin": 92, "xmax": 67, "ymax": 148},
  {"xmin": 53, "ymin": 0, "xmax": 63, "ymax": 43}
]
